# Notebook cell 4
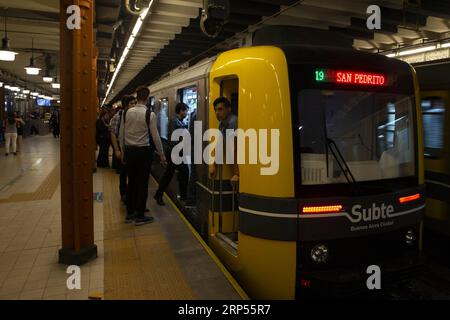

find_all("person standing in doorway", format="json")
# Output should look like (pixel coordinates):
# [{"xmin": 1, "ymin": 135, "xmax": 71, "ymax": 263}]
[
  {"xmin": 209, "ymin": 97, "xmax": 239, "ymax": 187},
  {"xmin": 119, "ymin": 87, "xmax": 167, "ymax": 226},
  {"xmin": 3, "ymin": 113, "xmax": 18, "ymax": 156},
  {"xmin": 110, "ymin": 95, "xmax": 137, "ymax": 203},
  {"xmin": 154, "ymin": 103, "xmax": 190, "ymax": 206}
]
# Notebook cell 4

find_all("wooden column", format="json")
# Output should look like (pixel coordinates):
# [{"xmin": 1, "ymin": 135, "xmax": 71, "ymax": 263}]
[{"xmin": 59, "ymin": 0, "xmax": 97, "ymax": 265}]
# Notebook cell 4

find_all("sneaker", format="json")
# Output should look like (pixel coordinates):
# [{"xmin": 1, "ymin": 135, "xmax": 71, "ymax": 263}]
[
  {"xmin": 135, "ymin": 216, "xmax": 154, "ymax": 226},
  {"xmin": 125, "ymin": 213, "xmax": 137, "ymax": 224},
  {"xmin": 154, "ymin": 194, "xmax": 165, "ymax": 206}
]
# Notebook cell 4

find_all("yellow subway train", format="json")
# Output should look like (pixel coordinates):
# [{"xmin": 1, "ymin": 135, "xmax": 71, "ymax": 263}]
[
  {"xmin": 148, "ymin": 41, "xmax": 425, "ymax": 299},
  {"xmin": 416, "ymin": 62, "xmax": 450, "ymax": 255}
]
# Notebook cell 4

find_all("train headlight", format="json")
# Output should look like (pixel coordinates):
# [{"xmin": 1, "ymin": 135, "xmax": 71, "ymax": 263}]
[
  {"xmin": 311, "ymin": 245, "xmax": 329, "ymax": 263},
  {"xmin": 406, "ymin": 230, "xmax": 415, "ymax": 245}
]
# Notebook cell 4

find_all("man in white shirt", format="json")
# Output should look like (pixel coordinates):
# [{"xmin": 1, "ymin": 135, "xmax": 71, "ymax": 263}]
[{"xmin": 120, "ymin": 87, "xmax": 167, "ymax": 226}]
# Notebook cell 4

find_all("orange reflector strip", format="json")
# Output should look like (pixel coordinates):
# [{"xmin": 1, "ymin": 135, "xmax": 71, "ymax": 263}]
[
  {"xmin": 399, "ymin": 194, "xmax": 421, "ymax": 204},
  {"xmin": 302, "ymin": 205, "xmax": 343, "ymax": 214}
]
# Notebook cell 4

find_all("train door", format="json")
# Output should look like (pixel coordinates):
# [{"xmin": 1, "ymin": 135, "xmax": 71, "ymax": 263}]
[
  {"xmin": 421, "ymin": 92, "xmax": 450, "ymax": 238},
  {"xmin": 210, "ymin": 76, "xmax": 240, "ymax": 255}
]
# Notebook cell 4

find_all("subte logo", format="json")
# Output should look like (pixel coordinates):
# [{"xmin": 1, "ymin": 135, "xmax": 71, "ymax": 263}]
[{"xmin": 366, "ymin": 265, "xmax": 381, "ymax": 290}]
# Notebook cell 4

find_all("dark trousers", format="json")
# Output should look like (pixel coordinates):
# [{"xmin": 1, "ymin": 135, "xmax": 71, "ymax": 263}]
[
  {"xmin": 97, "ymin": 140, "xmax": 110, "ymax": 168},
  {"xmin": 156, "ymin": 159, "xmax": 189, "ymax": 200},
  {"xmin": 125, "ymin": 146, "xmax": 152, "ymax": 217}
]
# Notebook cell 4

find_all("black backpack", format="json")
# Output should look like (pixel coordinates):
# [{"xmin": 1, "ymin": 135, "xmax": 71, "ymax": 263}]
[{"xmin": 122, "ymin": 107, "xmax": 156, "ymax": 152}]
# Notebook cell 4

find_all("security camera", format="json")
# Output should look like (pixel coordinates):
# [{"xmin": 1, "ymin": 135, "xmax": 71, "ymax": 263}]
[
  {"xmin": 200, "ymin": 0, "xmax": 230, "ymax": 38},
  {"xmin": 124, "ymin": 0, "xmax": 152, "ymax": 15}
]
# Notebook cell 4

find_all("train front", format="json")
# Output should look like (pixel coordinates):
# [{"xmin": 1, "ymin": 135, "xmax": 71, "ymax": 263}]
[{"xmin": 288, "ymin": 47, "xmax": 425, "ymax": 298}]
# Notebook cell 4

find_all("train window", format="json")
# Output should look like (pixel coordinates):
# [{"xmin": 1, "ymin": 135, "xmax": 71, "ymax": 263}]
[
  {"xmin": 421, "ymin": 97, "xmax": 445, "ymax": 158},
  {"xmin": 179, "ymin": 86, "xmax": 198, "ymax": 129},
  {"xmin": 158, "ymin": 98, "xmax": 169, "ymax": 141},
  {"xmin": 148, "ymin": 96, "xmax": 156, "ymax": 112},
  {"xmin": 298, "ymin": 90, "xmax": 416, "ymax": 185}
]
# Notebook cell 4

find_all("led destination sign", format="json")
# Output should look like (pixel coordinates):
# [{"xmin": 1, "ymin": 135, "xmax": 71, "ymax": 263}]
[{"xmin": 315, "ymin": 69, "xmax": 387, "ymax": 86}]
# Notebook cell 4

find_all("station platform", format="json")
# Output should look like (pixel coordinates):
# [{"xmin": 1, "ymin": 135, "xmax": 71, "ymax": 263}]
[{"xmin": 0, "ymin": 135, "xmax": 244, "ymax": 300}]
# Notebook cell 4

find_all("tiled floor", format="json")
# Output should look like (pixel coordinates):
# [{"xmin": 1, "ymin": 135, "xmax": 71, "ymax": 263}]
[
  {"xmin": 0, "ymin": 134, "xmax": 241, "ymax": 300},
  {"xmin": 0, "ymin": 135, "xmax": 104, "ymax": 300}
]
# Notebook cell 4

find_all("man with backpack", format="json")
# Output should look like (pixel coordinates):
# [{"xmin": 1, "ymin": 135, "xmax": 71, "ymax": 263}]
[
  {"xmin": 119, "ymin": 87, "xmax": 167, "ymax": 226},
  {"xmin": 110, "ymin": 95, "xmax": 137, "ymax": 203}
]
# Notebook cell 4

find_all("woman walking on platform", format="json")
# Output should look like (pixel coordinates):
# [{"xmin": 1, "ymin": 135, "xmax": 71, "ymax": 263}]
[{"xmin": 3, "ymin": 114, "xmax": 18, "ymax": 156}]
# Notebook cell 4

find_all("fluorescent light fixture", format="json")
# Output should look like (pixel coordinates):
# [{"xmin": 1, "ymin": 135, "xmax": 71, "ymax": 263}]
[
  {"xmin": 43, "ymin": 76, "xmax": 53, "ymax": 83},
  {"xmin": 386, "ymin": 53, "xmax": 396, "ymax": 58},
  {"xmin": 102, "ymin": 0, "xmax": 155, "ymax": 107},
  {"xmin": 398, "ymin": 45, "xmax": 436, "ymax": 56},
  {"xmin": 441, "ymin": 42, "xmax": 450, "ymax": 49},
  {"xmin": 4, "ymin": 85, "xmax": 10, "ymax": 89},
  {"xmin": 57, "ymin": 100, "xmax": 61, "ymax": 104},
  {"xmin": 31, "ymin": 92, "xmax": 39, "ymax": 96},
  {"xmin": 51, "ymin": 83, "xmax": 60, "ymax": 89},
  {"xmin": 0, "ymin": 82, "xmax": 3, "ymax": 87},
  {"xmin": 131, "ymin": 19, "xmax": 143, "ymax": 37},
  {"xmin": 23, "ymin": 89, "xmax": 31, "ymax": 94},
  {"xmin": 126, "ymin": 36, "xmax": 135, "ymax": 49}
]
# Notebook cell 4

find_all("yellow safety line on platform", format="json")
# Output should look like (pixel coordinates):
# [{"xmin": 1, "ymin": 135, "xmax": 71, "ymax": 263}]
[
  {"xmin": 0, "ymin": 165, "xmax": 60, "ymax": 203},
  {"xmin": 151, "ymin": 177, "xmax": 250, "ymax": 300}
]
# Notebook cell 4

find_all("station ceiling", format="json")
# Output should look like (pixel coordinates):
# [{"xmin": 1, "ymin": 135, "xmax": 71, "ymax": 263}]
[
  {"xmin": 106, "ymin": 0, "xmax": 450, "ymax": 104},
  {"xmin": 0, "ymin": 0, "xmax": 122, "ymax": 96},
  {"xmin": 0, "ymin": 1, "xmax": 448, "ymax": 103}
]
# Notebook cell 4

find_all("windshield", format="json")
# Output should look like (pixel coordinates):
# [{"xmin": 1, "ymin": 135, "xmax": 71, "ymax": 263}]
[{"xmin": 298, "ymin": 90, "xmax": 416, "ymax": 185}]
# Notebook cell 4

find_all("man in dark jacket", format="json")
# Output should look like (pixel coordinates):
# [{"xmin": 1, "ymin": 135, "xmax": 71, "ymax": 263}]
[{"xmin": 154, "ymin": 103, "xmax": 190, "ymax": 206}]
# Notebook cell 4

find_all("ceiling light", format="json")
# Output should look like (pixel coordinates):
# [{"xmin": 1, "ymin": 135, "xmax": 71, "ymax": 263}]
[
  {"xmin": 0, "ymin": 17, "xmax": 18, "ymax": 62},
  {"xmin": 23, "ymin": 89, "xmax": 30, "ymax": 94},
  {"xmin": 31, "ymin": 92, "xmax": 39, "ymax": 96},
  {"xmin": 43, "ymin": 76, "xmax": 53, "ymax": 83},
  {"xmin": 25, "ymin": 57, "xmax": 41, "ymax": 75},
  {"xmin": 398, "ymin": 45, "xmax": 436, "ymax": 57},
  {"xmin": 441, "ymin": 42, "xmax": 450, "ymax": 49},
  {"xmin": 51, "ymin": 82, "xmax": 60, "ymax": 89},
  {"xmin": 25, "ymin": 38, "xmax": 41, "ymax": 75}
]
